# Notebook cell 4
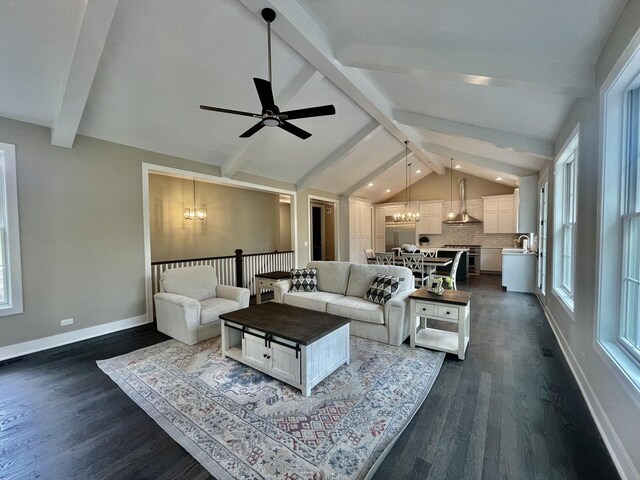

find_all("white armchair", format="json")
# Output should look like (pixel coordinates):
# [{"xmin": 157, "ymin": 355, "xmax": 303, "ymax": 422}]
[{"xmin": 154, "ymin": 265, "xmax": 249, "ymax": 345}]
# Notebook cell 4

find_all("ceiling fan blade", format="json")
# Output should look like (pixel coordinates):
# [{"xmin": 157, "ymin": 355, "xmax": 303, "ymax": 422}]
[
  {"xmin": 253, "ymin": 78, "xmax": 276, "ymax": 110},
  {"xmin": 279, "ymin": 104, "xmax": 335, "ymax": 120},
  {"xmin": 279, "ymin": 121, "xmax": 311, "ymax": 140},
  {"xmin": 200, "ymin": 105, "xmax": 261, "ymax": 118},
  {"xmin": 239, "ymin": 121, "xmax": 265, "ymax": 138}
]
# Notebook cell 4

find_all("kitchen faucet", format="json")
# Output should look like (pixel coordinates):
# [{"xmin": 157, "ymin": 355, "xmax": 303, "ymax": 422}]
[{"xmin": 517, "ymin": 234, "xmax": 530, "ymax": 251}]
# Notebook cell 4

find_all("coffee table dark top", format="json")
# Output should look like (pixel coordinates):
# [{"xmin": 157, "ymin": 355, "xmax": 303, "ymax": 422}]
[
  {"xmin": 255, "ymin": 271, "xmax": 291, "ymax": 280},
  {"xmin": 219, "ymin": 302, "xmax": 350, "ymax": 345},
  {"xmin": 409, "ymin": 287, "xmax": 471, "ymax": 306}
]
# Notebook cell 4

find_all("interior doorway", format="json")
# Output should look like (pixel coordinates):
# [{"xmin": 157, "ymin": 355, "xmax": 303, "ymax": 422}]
[{"xmin": 310, "ymin": 200, "xmax": 337, "ymax": 261}]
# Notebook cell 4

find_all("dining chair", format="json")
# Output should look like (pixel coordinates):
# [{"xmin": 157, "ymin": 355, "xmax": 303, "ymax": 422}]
[
  {"xmin": 422, "ymin": 248, "xmax": 438, "ymax": 257},
  {"xmin": 431, "ymin": 250, "xmax": 463, "ymax": 290},
  {"xmin": 375, "ymin": 252, "xmax": 395, "ymax": 265},
  {"xmin": 363, "ymin": 248, "xmax": 376, "ymax": 264},
  {"xmin": 402, "ymin": 252, "xmax": 429, "ymax": 287}
]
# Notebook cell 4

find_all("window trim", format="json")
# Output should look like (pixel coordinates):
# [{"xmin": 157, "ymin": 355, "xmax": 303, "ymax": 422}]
[
  {"xmin": 552, "ymin": 127, "xmax": 579, "ymax": 315},
  {"xmin": 596, "ymin": 29, "xmax": 640, "ymax": 391},
  {"xmin": 0, "ymin": 142, "xmax": 23, "ymax": 317}
]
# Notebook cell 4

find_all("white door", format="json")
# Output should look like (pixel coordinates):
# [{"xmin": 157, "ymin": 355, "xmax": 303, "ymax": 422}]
[{"xmin": 537, "ymin": 182, "xmax": 548, "ymax": 294}]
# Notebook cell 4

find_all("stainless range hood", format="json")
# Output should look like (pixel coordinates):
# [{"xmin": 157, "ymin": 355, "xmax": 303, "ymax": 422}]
[{"xmin": 443, "ymin": 177, "xmax": 482, "ymax": 224}]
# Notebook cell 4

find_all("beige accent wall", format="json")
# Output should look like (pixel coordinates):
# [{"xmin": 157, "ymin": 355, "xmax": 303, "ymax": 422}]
[
  {"xmin": 149, "ymin": 174, "xmax": 286, "ymax": 262},
  {"xmin": 278, "ymin": 203, "xmax": 292, "ymax": 251},
  {"xmin": 383, "ymin": 168, "xmax": 514, "ymax": 203}
]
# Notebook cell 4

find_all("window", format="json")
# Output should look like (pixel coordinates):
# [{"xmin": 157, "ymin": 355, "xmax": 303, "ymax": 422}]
[
  {"xmin": 553, "ymin": 131, "xmax": 579, "ymax": 312},
  {"xmin": 598, "ymin": 36, "xmax": 640, "ymax": 389},
  {"xmin": 0, "ymin": 142, "xmax": 23, "ymax": 316},
  {"xmin": 620, "ymin": 88, "xmax": 640, "ymax": 361}
]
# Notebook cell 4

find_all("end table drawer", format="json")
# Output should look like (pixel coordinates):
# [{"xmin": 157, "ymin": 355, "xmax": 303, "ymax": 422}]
[
  {"xmin": 257, "ymin": 278, "xmax": 276, "ymax": 288},
  {"xmin": 436, "ymin": 305, "xmax": 459, "ymax": 320},
  {"xmin": 415, "ymin": 302, "xmax": 435, "ymax": 316}
]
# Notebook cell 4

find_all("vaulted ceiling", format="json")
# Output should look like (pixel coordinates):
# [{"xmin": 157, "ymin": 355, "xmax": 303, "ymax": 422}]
[{"xmin": 0, "ymin": 0, "xmax": 627, "ymax": 201}]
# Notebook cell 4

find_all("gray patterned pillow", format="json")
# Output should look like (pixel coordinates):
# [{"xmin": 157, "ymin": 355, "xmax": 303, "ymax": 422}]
[
  {"xmin": 364, "ymin": 274, "xmax": 402, "ymax": 305},
  {"xmin": 291, "ymin": 268, "xmax": 318, "ymax": 292}
]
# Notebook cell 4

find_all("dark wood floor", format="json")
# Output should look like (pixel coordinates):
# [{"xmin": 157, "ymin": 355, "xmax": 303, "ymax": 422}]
[{"xmin": 0, "ymin": 276, "xmax": 619, "ymax": 479}]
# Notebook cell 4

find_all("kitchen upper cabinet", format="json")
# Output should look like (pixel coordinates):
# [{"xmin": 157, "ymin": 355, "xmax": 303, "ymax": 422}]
[
  {"xmin": 349, "ymin": 198, "xmax": 372, "ymax": 263},
  {"xmin": 514, "ymin": 175, "xmax": 539, "ymax": 233},
  {"xmin": 483, "ymin": 195, "xmax": 515, "ymax": 233},
  {"xmin": 417, "ymin": 201, "xmax": 443, "ymax": 235}
]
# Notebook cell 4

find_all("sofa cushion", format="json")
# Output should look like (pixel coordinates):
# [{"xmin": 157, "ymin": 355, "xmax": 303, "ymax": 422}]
[
  {"xmin": 161, "ymin": 265, "xmax": 218, "ymax": 301},
  {"xmin": 200, "ymin": 297, "xmax": 240, "ymax": 325},
  {"xmin": 291, "ymin": 268, "xmax": 318, "ymax": 292},
  {"xmin": 346, "ymin": 264, "xmax": 413, "ymax": 298},
  {"xmin": 364, "ymin": 274, "xmax": 401, "ymax": 305},
  {"xmin": 283, "ymin": 291, "xmax": 344, "ymax": 313},
  {"xmin": 307, "ymin": 261, "xmax": 351, "ymax": 295},
  {"xmin": 326, "ymin": 297, "xmax": 385, "ymax": 325}
]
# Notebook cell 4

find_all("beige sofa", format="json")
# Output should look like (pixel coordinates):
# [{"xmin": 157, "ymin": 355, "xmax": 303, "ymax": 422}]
[{"xmin": 272, "ymin": 261, "xmax": 415, "ymax": 346}]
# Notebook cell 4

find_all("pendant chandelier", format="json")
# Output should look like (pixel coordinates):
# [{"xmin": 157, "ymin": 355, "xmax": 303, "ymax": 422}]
[
  {"xmin": 183, "ymin": 178, "xmax": 207, "ymax": 221},
  {"xmin": 393, "ymin": 141, "xmax": 420, "ymax": 224}
]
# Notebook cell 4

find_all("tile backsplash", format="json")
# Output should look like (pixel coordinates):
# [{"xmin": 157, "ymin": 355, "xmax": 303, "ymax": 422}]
[{"xmin": 417, "ymin": 199, "xmax": 521, "ymax": 248}]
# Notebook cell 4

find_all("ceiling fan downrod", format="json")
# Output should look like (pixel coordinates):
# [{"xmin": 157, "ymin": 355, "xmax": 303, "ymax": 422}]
[{"xmin": 262, "ymin": 8, "xmax": 276, "ymax": 85}]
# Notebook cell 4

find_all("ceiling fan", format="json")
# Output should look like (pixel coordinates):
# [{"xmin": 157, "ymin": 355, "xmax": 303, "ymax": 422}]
[{"xmin": 199, "ymin": 8, "xmax": 335, "ymax": 140}]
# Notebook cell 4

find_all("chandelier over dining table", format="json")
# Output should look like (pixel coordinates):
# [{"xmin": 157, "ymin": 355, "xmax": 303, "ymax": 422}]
[{"xmin": 393, "ymin": 140, "xmax": 420, "ymax": 224}]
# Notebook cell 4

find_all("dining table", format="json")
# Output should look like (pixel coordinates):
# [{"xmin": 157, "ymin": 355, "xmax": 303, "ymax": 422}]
[{"xmin": 367, "ymin": 255, "xmax": 452, "ymax": 277}]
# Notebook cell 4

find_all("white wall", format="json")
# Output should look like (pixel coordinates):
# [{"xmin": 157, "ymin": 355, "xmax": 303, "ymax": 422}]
[{"xmin": 543, "ymin": 2, "xmax": 640, "ymax": 478}]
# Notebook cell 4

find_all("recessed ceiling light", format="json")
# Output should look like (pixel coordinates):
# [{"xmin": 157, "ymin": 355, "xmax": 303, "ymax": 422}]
[
  {"xmin": 496, "ymin": 177, "xmax": 503, "ymax": 181},
  {"xmin": 386, "ymin": 189, "xmax": 391, "ymax": 193},
  {"xmin": 416, "ymin": 169, "xmax": 421, "ymax": 174},
  {"xmin": 455, "ymin": 164, "xmax": 461, "ymax": 169},
  {"xmin": 368, "ymin": 183, "xmax": 374, "ymax": 187}
]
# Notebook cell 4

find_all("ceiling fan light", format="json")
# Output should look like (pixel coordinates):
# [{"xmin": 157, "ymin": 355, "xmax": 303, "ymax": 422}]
[{"xmin": 263, "ymin": 117, "xmax": 279, "ymax": 127}]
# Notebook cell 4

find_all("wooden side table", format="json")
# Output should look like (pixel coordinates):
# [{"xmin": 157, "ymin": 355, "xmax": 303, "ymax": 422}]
[
  {"xmin": 255, "ymin": 271, "xmax": 291, "ymax": 304},
  {"xmin": 409, "ymin": 288, "xmax": 471, "ymax": 360}
]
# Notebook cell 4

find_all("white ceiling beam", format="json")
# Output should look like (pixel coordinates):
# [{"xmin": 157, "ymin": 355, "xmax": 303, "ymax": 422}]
[
  {"xmin": 235, "ymin": 0, "xmax": 446, "ymax": 175},
  {"xmin": 343, "ymin": 151, "xmax": 408, "ymax": 196},
  {"xmin": 396, "ymin": 110, "xmax": 553, "ymax": 159},
  {"xmin": 424, "ymin": 143, "xmax": 538, "ymax": 177},
  {"xmin": 221, "ymin": 65, "xmax": 321, "ymax": 178},
  {"xmin": 337, "ymin": 44, "xmax": 593, "ymax": 98},
  {"xmin": 51, "ymin": 0, "xmax": 119, "ymax": 148},
  {"xmin": 297, "ymin": 122, "xmax": 381, "ymax": 191}
]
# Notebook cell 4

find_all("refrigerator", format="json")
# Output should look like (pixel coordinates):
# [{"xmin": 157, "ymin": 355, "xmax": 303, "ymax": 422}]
[{"xmin": 385, "ymin": 217, "xmax": 416, "ymax": 251}]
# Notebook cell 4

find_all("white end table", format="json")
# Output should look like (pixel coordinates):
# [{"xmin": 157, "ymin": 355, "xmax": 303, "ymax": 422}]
[{"xmin": 409, "ymin": 288, "xmax": 471, "ymax": 360}]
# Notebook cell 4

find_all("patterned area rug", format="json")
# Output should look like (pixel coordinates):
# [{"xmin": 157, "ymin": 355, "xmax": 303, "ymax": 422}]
[{"xmin": 97, "ymin": 336, "xmax": 444, "ymax": 479}]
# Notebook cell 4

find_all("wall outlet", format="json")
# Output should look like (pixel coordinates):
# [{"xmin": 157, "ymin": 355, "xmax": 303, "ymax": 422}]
[
  {"xmin": 60, "ymin": 318, "xmax": 74, "ymax": 326},
  {"xmin": 304, "ymin": 241, "xmax": 308, "ymax": 247}
]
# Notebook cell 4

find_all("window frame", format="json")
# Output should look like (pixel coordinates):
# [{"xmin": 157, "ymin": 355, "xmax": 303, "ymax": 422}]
[
  {"xmin": 552, "ymin": 129, "xmax": 579, "ymax": 314},
  {"xmin": 0, "ymin": 142, "xmax": 24, "ymax": 317},
  {"xmin": 596, "ymin": 32, "xmax": 640, "ymax": 391}
]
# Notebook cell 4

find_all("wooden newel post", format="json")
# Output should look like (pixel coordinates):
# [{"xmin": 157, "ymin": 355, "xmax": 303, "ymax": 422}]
[{"xmin": 235, "ymin": 249, "xmax": 244, "ymax": 288}]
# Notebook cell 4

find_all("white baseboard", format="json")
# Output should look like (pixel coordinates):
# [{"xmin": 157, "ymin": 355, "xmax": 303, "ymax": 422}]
[
  {"xmin": 0, "ymin": 314, "xmax": 150, "ymax": 362},
  {"xmin": 539, "ymin": 300, "xmax": 639, "ymax": 480}
]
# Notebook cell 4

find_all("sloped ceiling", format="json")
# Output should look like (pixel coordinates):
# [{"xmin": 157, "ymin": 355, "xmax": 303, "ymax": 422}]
[{"xmin": 0, "ymin": 0, "xmax": 627, "ymax": 201}]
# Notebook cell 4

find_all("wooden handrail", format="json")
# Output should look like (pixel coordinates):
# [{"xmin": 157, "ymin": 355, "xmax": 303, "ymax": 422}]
[{"xmin": 150, "ymin": 250, "xmax": 293, "ymax": 266}]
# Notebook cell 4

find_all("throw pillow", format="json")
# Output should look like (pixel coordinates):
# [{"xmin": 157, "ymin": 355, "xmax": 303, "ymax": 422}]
[
  {"xmin": 364, "ymin": 274, "xmax": 402, "ymax": 305},
  {"xmin": 290, "ymin": 268, "xmax": 318, "ymax": 292}
]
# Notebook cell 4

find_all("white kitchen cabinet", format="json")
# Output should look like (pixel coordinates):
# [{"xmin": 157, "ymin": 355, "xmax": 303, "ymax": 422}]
[
  {"xmin": 480, "ymin": 248, "xmax": 502, "ymax": 272},
  {"xmin": 349, "ymin": 198, "xmax": 372, "ymax": 263},
  {"xmin": 483, "ymin": 194, "xmax": 515, "ymax": 233},
  {"xmin": 502, "ymin": 250, "xmax": 537, "ymax": 292},
  {"xmin": 514, "ymin": 175, "xmax": 539, "ymax": 233},
  {"xmin": 417, "ymin": 201, "xmax": 443, "ymax": 235}
]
